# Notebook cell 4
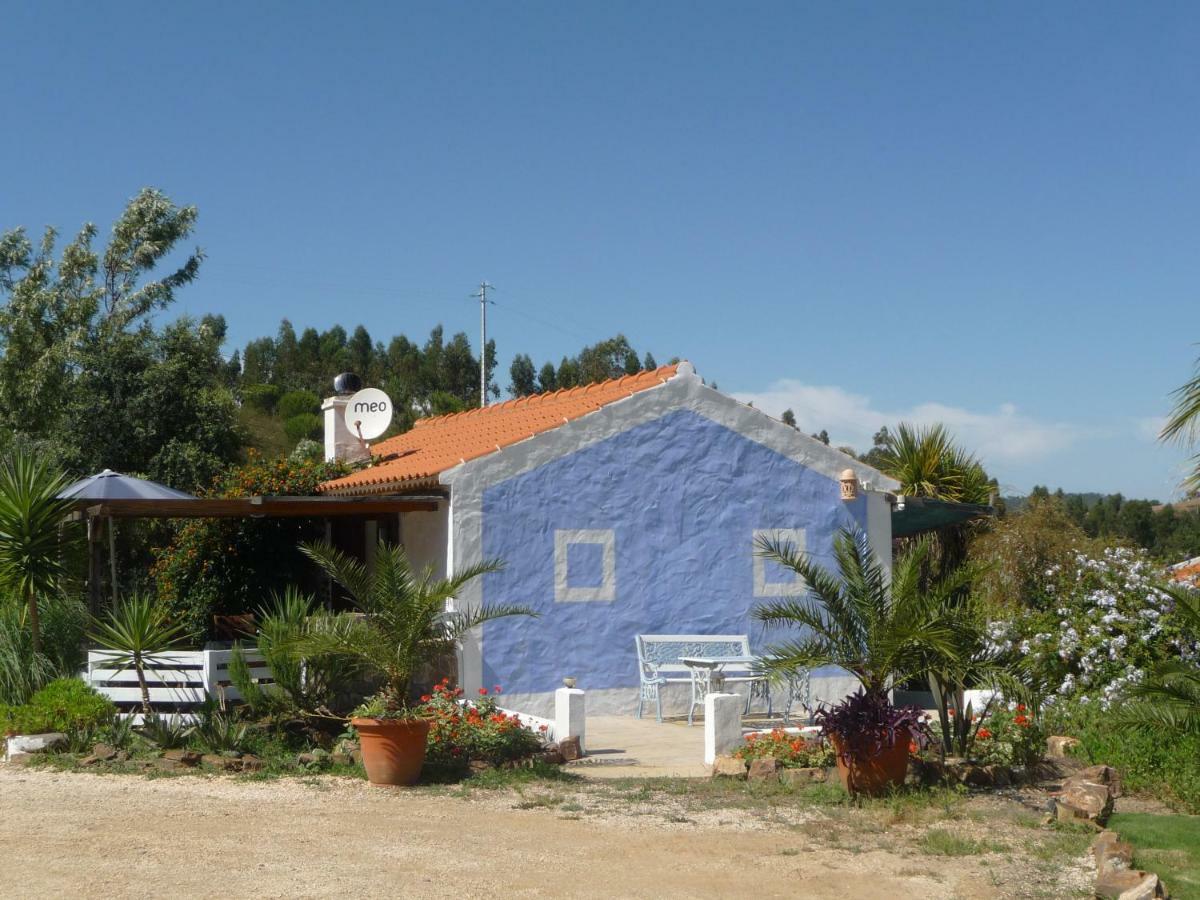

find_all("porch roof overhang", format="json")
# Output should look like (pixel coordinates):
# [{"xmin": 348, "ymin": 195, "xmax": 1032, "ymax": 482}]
[
  {"xmin": 68, "ymin": 493, "xmax": 444, "ymax": 519},
  {"xmin": 890, "ymin": 496, "xmax": 995, "ymax": 538}
]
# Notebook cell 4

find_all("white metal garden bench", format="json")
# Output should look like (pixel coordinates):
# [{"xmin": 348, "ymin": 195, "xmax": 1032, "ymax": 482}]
[{"xmin": 635, "ymin": 634, "xmax": 775, "ymax": 724}]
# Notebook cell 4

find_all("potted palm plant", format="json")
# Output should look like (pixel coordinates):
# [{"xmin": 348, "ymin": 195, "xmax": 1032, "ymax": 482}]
[
  {"xmin": 294, "ymin": 540, "xmax": 534, "ymax": 786},
  {"xmin": 753, "ymin": 529, "xmax": 966, "ymax": 794}
]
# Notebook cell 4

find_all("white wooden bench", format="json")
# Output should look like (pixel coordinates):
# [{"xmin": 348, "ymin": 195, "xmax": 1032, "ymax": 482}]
[{"xmin": 634, "ymin": 634, "xmax": 771, "ymax": 724}]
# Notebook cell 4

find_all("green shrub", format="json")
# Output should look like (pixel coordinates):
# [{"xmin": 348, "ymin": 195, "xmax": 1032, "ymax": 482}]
[
  {"xmin": 1047, "ymin": 701, "xmax": 1200, "ymax": 814},
  {"xmin": 242, "ymin": 384, "xmax": 282, "ymax": 415},
  {"xmin": 0, "ymin": 592, "xmax": 96, "ymax": 706},
  {"xmin": 284, "ymin": 413, "xmax": 322, "ymax": 444},
  {"xmin": 277, "ymin": 390, "xmax": 320, "ymax": 421},
  {"xmin": 5, "ymin": 678, "xmax": 116, "ymax": 735}
]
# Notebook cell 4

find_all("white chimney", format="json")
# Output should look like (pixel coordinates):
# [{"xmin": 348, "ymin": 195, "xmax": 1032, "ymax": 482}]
[{"xmin": 323, "ymin": 373, "xmax": 370, "ymax": 463}]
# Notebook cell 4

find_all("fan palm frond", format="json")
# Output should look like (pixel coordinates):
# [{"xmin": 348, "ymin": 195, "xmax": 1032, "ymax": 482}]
[
  {"xmin": 294, "ymin": 540, "xmax": 535, "ymax": 710},
  {"xmin": 753, "ymin": 529, "xmax": 968, "ymax": 694}
]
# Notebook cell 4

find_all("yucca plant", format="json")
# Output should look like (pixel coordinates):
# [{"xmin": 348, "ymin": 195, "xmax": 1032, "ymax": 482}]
[
  {"xmin": 189, "ymin": 701, "xmax": 250, "ymax": 754},
  {"xmin": 1115, "ymin": 586, "xmax": 1200, "ymax": 735},
  {"xmin": 293, "ymin": 540, "xmax": 535, "ymax": 716},
  {"xmin": 139, "ymin": 712, "xmax": 191, "ymax": 749},
  {"xmin": 753, "ymin": 529, "xmax": 964, "ymax": 696},
  {"xmin": 90, "ymin": 595, "xmax": 190, "ymax": 715},
  {"xmin": 0, "ymin": 451, "xmax": 79, "ymax": 654}
]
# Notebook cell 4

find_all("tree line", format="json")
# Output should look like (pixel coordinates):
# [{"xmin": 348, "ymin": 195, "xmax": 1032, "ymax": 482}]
[{"xmin": 0, "ymin": 189, "xmax": 664, "ymax": 492}]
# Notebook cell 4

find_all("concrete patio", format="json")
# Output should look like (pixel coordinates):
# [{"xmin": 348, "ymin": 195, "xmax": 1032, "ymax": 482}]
[{"xmin": 566, "ymin": 712, "xmax": 807, "ymax": 779}]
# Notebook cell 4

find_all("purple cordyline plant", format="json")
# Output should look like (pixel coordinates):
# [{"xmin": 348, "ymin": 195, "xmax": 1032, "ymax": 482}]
[{"xmin": 813, "ymin": 688, "xmax": 933, "ymax": 763}]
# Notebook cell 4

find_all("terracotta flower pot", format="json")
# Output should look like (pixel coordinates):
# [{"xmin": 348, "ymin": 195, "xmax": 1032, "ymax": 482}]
[
  {"xmin": 352, "ymin": 717, "xmax": 431, "ymax": 786},
  {"xmin": 829, "ymin": 728, "xmax": 911, "ymax": 796}
]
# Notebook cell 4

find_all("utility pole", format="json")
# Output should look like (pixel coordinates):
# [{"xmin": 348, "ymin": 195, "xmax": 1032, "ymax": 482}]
[{"xmin": 473, "ymin": 281, "xmax": 495, "ymax": 407}]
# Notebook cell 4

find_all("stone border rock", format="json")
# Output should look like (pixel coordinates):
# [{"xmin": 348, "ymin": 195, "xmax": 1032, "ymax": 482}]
[
  {"xmin": 710, "ymin": 755, "xmax": 831, "ymax": 785},
  {"xmin": 1092, "ymin": 829, "xmax": 1168, "ymax": 899}
]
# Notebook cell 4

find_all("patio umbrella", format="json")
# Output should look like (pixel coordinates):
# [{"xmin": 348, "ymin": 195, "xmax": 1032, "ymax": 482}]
[{"xmin": 58, "ymin": 470, "xmax": 196, "ymax": 607}]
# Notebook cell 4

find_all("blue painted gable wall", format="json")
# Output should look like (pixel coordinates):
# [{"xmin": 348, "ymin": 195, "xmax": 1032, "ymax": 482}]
[{"xmin": 479, "ymin": 409, "xmax": 865, "ymax": 696}]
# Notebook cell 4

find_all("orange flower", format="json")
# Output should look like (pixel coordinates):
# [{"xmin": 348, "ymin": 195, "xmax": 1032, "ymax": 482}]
[{"xmin": 977, "ymin": 728, "xmax": 992, "ymax": 740}]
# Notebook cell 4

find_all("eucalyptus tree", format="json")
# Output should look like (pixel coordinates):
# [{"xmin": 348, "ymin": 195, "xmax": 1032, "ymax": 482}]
[{"xmin": 0, "ymin": 189, "xmax": 240, "ymax": 491}]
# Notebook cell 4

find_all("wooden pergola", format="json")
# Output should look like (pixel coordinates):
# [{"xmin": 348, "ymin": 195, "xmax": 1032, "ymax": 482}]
[
  {"xmin": 67, "ymin": 493, "xmax": 445, "ymax": 613},
  {"xmin": 70, "ymin": 493, "xmax": 442, "ymax": 519}
]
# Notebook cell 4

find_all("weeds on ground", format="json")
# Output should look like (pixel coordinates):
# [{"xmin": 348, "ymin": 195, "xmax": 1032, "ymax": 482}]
[{"xmin": 919, "ymin": 828, "xmax": 1005, "ymax": 857}]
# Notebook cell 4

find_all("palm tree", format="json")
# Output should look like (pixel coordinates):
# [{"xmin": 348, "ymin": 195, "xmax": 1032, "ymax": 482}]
[
  {"xmin": 294, "ymin": 540, "xmax": 535, "ymax": 713},
  {"xmin": 90, "ymin": 595, "xmax": 190, "ymax": 715},
  {"xmin": 753, "ymin": 529, "xmax": 968, "ymax": 696},
  {"xmin": 0, "ymin": 451, "xmax": 79, "ymax": 653},
  {"xmin": 1161, "ymin": 353, "xmax": 1200, "ymax": 491},
  {"xmin": 872, "ymin": 423, "xmax": 994, "ymax": 505},
  {"xmin": 1115, "ymin": 586, "xmax": 1200, "ymax": 736}
]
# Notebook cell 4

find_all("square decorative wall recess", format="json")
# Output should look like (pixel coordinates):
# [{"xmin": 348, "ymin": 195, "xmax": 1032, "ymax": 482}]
[
  {"xmin": 554, "ymin": 529, "xmax": 616, "ymax": 602},
  {"xmin": 753, "ymin": 528, "xmax": 806, "ymax": 597}
]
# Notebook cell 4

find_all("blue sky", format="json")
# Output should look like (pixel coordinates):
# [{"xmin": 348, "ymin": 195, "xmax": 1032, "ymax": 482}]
[{"xmin": 2, "ymin": 2, "xmax": 1197, "ymax": 499}]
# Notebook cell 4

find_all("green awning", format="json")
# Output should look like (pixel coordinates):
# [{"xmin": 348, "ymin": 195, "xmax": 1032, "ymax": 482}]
[{"xmin": 891, "ymin": 497, "xmax": 994, "ymax": 538}]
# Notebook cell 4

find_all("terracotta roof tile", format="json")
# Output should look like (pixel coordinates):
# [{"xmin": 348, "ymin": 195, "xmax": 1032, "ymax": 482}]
[{"xmin": 320, "ymin": 364, "xmax": 679, "ymax": 494}]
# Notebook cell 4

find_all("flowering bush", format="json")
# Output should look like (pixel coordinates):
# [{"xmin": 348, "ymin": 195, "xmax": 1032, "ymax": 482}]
[
  {"xmin": 151, "ymin": 453, "xmax": 350, "ymax": 638},
  {"xmin": 971, "ymin": 703, "xmax": 1044, "ymax": 767},
  {"xmin": 734, "ymin": 729, "xmax": 834, "ymax": 768},
  {"xmin": 986, "ymin": 547, "xmax": 1199, "ymax": 709},
  {"xmin": 416, "ymin": 680, "xmax": 544, "ymax": 774}
]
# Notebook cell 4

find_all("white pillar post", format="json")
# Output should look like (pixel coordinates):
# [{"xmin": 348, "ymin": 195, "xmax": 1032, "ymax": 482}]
[
  {"xmin": 703, "ymin": 692, "xmax": 743, "ymax": 765},
  {"xmin": 555, "ymin": 687, "xmax": 586, "ymax": 752}
]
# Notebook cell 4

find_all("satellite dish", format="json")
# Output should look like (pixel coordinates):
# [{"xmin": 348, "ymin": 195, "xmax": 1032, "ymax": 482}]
[{"xmin": 344, "ymin": 388, "xmax": 393, "ymax": 441}]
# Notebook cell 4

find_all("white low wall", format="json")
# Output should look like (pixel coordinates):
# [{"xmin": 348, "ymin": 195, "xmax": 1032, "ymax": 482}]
[{"xmin": 86, "ymin": 648, "xmax": 273, "ymax": 721}]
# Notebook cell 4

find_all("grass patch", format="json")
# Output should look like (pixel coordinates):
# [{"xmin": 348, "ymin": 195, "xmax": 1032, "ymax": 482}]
[
  {"xmin": 1109, "ymin": 813, "xmax": 1200, "ymax": 900},
  {"xmin": 1023, "ymin": 827, "xmax": 1093, "ymax": 864},
  {"xmin": 919, "ymin": 828, "xmax": 1002, "ymax": 857},
  {"xmin": 455, "ymin": 761, "xmax": 581, "ymax": 790},
  {"xmin": 1048, "ymin": 706, "xmax": 1200, "ymax": 814}
]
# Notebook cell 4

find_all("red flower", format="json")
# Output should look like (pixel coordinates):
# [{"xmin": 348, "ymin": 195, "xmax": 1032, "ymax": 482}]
[
  {"xmin": 420, "ymin": 695, "xmax": 431, "ymax": 703},
  {"xmin": 478, "ymin": 687, "xmax": 488, "ymax": 696},
  {"xmin": 1016, "ymin": 704, "xmax": 1026, "ymax": 712},
  {"xmin": 977, "ymin": 728, "xmax": 992, "ymax": 740},
  {"xmin": 493, "ymin": 685, "xmax": 502, "ymax": 694}
]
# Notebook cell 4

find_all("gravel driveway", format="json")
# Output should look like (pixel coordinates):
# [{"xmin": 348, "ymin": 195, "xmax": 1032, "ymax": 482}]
[{"xmin": 0, "ymin": 766, "xmax": 1086, "ymax": 899}]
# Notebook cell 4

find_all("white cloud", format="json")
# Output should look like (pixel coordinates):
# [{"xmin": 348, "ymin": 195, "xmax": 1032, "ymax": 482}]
[
  {"xmin": 1136, "ymin": 416, "xmax": 1167, "ymax": 442},
  {"xmin": 732, "ymin": 379, "xmax": 1080, "ymax": 465}
]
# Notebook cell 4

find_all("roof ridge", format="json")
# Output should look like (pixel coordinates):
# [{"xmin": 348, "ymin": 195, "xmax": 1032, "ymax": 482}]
[{"xmin": 411, "ymin": 363, "xmax": 679, "ymax": 428}]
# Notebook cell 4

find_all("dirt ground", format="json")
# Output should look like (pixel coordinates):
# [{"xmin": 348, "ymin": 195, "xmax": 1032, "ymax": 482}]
[{"xmin": 0, "ymin": 766, "xmax": 1092, "ymax": 899}]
